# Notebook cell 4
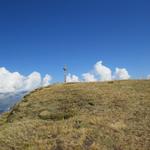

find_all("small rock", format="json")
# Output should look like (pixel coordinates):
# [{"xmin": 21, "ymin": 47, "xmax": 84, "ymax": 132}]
[{"xmin": 39, "ymin": 110, "xmax": 51, "ymax": 120}]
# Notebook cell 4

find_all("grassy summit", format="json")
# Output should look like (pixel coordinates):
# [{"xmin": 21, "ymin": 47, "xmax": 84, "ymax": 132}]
[{"xmin": 0, "ymin": 80, "xmax": 150, "ymax": 150}]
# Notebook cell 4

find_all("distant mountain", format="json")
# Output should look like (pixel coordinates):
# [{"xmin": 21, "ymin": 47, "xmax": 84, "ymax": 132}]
[{"xmin": 0, "ymin": 91, "xmax": 28, "ymax": 113}]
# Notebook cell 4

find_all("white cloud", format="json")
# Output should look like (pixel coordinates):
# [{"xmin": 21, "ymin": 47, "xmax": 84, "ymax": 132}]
[
  {"xmin": 82, "ymin": 73, "xmax": 97, "ymax": 82},
  {"xmin": 0, "ymin": 61, "xmax": 131, "ymax": 93},
  {"xmin": 114, "ymin": 68, "xmax": 130, "ymax": 80},
  {"xmin": 24, "ymin": 72, "xmax": 42, "ymax": 91},
  {"xmin": 0, "ymin": 67, "xmax": 52, "ymax": 93},
  {"xmin": 42, "ymin": 74, "xmax": 52, "ymax": 87},
  {"xmin": 82, "ymin": 61, "xmax": 130, "ymax": 82},
  {"xmin": 94, "ymin": 61, "xmax": 112, "ymax": 81},
  {"xmin": 147, "ymin": 75, "xmax": 150, "ymax": 79},
  {"xmin": 66, "ymin": 74, "xmax": 79, "ymax": 82}
]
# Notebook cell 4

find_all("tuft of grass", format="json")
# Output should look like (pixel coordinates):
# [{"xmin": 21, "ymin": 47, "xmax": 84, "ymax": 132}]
[{"xmin": 0, "ymin": 80, "xmax": 150, "ymax": 150}]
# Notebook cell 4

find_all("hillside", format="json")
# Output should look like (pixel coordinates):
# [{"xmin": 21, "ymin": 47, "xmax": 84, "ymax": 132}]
[{"xmin": 0, "ymin": 80, "xmax": 150, "ymax": 150}]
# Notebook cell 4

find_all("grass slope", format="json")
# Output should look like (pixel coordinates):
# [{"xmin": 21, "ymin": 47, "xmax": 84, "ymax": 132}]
[{"xmin": 0, "ymin": 80, "xmax": 150, "ymax": 150}]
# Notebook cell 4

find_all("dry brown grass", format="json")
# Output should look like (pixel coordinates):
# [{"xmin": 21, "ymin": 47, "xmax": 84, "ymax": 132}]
[{"xmin": 0, "ymin": 80, "xmax": 150, "ymax": 150}]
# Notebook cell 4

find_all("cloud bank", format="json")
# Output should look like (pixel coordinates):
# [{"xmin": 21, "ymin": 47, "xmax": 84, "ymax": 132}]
[
  {"xmin": 114, "ymin": 68, "xmax": 130, "ymax": 80},
  {"xmin": 66, "ymin": 74, "xmax": 79, "ymax": 82},
  {"xmin": 147, "ymin": 75, "xmax": 150, "ymax": 79},
  {"xmin": 0, "ymin": 67, "xmax": 52, "ymax": 93},
  {"xmin": 94, "ymin": 61, "xmax": 112, "ymax": 81},
  {"xmin": 67, "ymin": 61, "xmax": 131, "ymax": 82},
  {"xmin": 82, "ymin": 73, "xmax": 97, "ymax": 82}
]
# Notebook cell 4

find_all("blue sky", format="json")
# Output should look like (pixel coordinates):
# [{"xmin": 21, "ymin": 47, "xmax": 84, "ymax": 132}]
[{"xmin": 0, "ymin": 0, "xmax": 150, "ymax": 82}]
